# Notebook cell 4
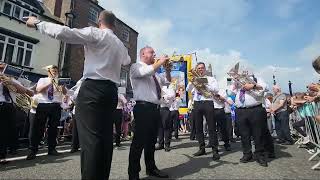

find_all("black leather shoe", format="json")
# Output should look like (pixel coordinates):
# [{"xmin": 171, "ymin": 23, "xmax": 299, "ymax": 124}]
[
  {"xmin": 240, "ymin": 154, "xmax": 253, "ymax": 163},
  {"xmin": 48, "ymin": 149, "xmax": 60, "ymax": 156},
  {"xmin": 268, "ymin": 153, "xmax": 276, "ymax": 159},
  {"xmin": 70, "ymin": 148, "xmax": 79, "ymax": 153},
  {"xmin": 26, "ymin": 151, "xmax": 37, "ymax": 160},
  {"xmin": 146, "ymin": 169, "xmax": 169, "ymax": 178},
  {"xmin": 275, "ymin": 139, "xmax": 285, "ymax": 144},
  {"xmin": 8, "ymin": 149, "xmax": 18, "ymax": 155},
  {"xmin": 212, "ymin": 151, "xmax": 220, "ymax": 161},
  {"xmin": 165, "ymin": 146, "xmax": 171, "ymax": 152},
  {"xmin": 0, "ymin": 159, "xmax": 9, "ymax": 165},
  {"xmin": 193, "ymin": 148, "xmax": 206, "ymax": 156},
  {"xmin": 256, "ymin": 158, "xmax": 268, "ymax": 167},
  {"xmin": 129, "ymin": 174, "xmax": 140, "ymax": 180},
  {"xmin": 155, "ymin": 145, "xmax": 164, "ymax": 151},
  {"xmin": 224, "ymin": 145, "xmax": 231, "ymax": 151}
]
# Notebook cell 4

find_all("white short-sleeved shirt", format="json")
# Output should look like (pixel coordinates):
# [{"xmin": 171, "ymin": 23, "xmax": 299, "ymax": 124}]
[{"xmin": 36, "ymin": 77, "xmax": 62, "ymax": 104}]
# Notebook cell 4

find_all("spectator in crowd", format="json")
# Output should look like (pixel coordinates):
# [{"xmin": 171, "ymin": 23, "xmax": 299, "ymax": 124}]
[{"xmin": 271, "ymin": 85, "xmax": 294, "ymax": 145}]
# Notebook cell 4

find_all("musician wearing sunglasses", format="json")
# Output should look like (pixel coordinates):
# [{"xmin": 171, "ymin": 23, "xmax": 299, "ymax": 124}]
[
  {"xmin": 0, "ymin": 63, "xmax": 33, "ymax": 165},
  {"xmin": 233, "ymin": 72, "xmax": 274, "ymax": 167},
  {"xmin": 25, "ymin": 10, "xmax": 131, "ymax": 179},
  {"xmin": 26, "ymin": 65, "xmax": 67, "ymax": 160}
]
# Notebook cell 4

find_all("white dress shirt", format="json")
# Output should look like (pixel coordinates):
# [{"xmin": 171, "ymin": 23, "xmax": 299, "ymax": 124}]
[
  {"xmin": 213, "ymin": 89, "xmax": 226, "ymax": 109},
  {"xmin": 186, "ymin": 76, "xmax": 219, "ymax": 102},
  {"xmin": 37, "ymin": 22, "xmax": 131, "ymax": 84},
  {"xmin": 234, "ymin": 76, "xmax": 268, "ymax": 108},
  {"xmin": 36, "ymin": 77, "xmax": 63, "ymax": 104},
  {"xmin": 160, "ymin": 86, "xmax": 175, "ymax": 108},
  {"xmin": 116, "ymin": 93, "xmax": 128, "ymax": 109},
  {"xmin": 170, "ymin": 97, "xmax": 181, "ymax": 111},
  {"xmin": 130, "ymin": 61, "xmax": 170, "ymax": 105}
]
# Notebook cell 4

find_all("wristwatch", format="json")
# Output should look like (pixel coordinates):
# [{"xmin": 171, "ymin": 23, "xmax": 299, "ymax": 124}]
[
  {"xmin": 34, "ymin": 20, "xmax": 42, "ymax": 30},
  {"xmin": 253, "ymin": 84, "xmax": 257, "ymax": 89}
]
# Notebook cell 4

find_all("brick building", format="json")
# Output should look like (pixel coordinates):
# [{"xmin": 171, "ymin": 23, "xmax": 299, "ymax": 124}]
[{"xmin": 42, "ymin": 0, "xmax": 138, "ymax": 95}]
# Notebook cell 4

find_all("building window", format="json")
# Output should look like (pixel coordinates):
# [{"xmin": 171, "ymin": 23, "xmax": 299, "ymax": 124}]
[
  {"xmin": 3, "ymin": 2, "xmax": 13, "ymax": 15},
  {"xmin": 122, "ymin": 26, "xmax": 130, "ymax": 42},
  {"xmin": 88, "ymin": 7, "xmax": 98, "ymax": 23},
  {"xmin": 0, "ymin": 33, "xmax": 34, "ymax": 67},
  {"xmin": 1, "ymin": 1, "xmax": 38, "ymax": 21}
]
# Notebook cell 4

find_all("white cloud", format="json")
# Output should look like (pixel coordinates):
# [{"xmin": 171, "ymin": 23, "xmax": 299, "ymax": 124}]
[{"xmin": 194, "ymin": 48, "xmax": 315, "ymax": 92}]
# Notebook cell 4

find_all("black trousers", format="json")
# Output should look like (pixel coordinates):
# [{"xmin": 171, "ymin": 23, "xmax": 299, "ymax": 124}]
[
  {"xmin": 113, "ymin": 109, "xmax": 123, "ymax": 145},
  {"xmin": 236, "ymin": 105, "xmax": 270, "ymax": 156},
  {"xmin": 214, "ymin": 108, "xmax": 230, "ymax": 146},
  {"xmin": 292, "ymin": 120, "xmax": 306, "ymax": 137},
  {"xmin": 193, "ymin": 101, "xmax": 218, "ymax": 150},
  {"xmin": 158, "ymin": 107, "xmax": 172, "ymax": 147},
  {"xmin": 275, "ymin": 111, "xmax": 293, "ymax": 142},
  {"xmin": 29, "ymin": 103, "xmax": 61, "ymax": 152},
  {"xmin": 71, "ymin": 116, "xmax": 79, "ymax": 149},
  {"xmin": 225, "ymin": 113, "xmax": 233, "ymax": 140},
  {"xmin": 171, "ymin": 110, "xmax": 180, "ymax": 139},
  {"xmin": 75, "ymin": 79, "xmax": 118, "ymax": 180},
  {"xmin": 0, "ymin": 103, "xmax": 15, "ymax": 159},
  {"xmin": 128, "ymin": 102, "xmax": 160, "ymax": 176},
  {"xmin": 189, "ymin": 110, "xmax": 196, "ymax": 139}
]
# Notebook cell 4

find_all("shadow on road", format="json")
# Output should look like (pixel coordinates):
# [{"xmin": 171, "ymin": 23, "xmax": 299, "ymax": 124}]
[
  {"xmin": 0, "ymin": 152, "xmax": 74, "ymax": 172},
  {"xmin": 159, "ymin": 154, "xmax": 239, "ymax": 179}
]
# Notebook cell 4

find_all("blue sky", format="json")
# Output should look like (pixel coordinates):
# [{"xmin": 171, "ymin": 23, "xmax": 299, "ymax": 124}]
[{"xmin": 101, "ymin": 0, "xmax": 320, "ymax": 92}]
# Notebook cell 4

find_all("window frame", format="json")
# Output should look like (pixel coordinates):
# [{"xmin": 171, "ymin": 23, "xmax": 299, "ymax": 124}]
[
  {"xmin": 88, "ymin": 6, "xmax": 99, "ymax": 24},
  {"xmin": 122, "ymin": 26, "xmax": 130, "ymax": 43},
  {"xmin": 0, "ymin": 33, "xmax": 34, "ymax": 68},
  {"xmin": 1, "ymin": 0, "xmax": 38, "ymax": 22}
]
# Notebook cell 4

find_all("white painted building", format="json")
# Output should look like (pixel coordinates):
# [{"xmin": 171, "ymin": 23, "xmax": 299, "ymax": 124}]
[{"xmin": 0, "ymin": 0, "xmax": 63, "ymax": 83}]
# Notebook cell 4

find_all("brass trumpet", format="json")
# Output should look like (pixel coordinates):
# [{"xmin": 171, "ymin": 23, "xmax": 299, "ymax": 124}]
[{"xmin": 154, "ymin": 55, "xmax": 174, "ymax": 70}]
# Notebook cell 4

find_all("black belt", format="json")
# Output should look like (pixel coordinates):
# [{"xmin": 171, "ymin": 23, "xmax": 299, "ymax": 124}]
[
  {"xmin": 214, "ymin": 108, "xmax": 224, "ymax": 110},
  {"xmin": 237, "ymin": 104, "xmax": 262, "ymax": 109},
  {"xmin": 135, "ymin": 101, "xmax": 160, "ymax": 109},
  {"xmin": 194, "ymin": 100, "xmax": 213, "ymax": 104}
]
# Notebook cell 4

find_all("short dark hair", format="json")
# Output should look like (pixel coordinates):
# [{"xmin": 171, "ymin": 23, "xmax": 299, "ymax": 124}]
[
  {"xmin": 312, "ymin": 56, "xmax": 320, "ymax": 74},
  {"xmin": 99, "ymin": 10, "xmax": 116, "ymax": 27},
  {"xmin": 196, "ymin": 62, "xmax": 206, "ymax": 68}
]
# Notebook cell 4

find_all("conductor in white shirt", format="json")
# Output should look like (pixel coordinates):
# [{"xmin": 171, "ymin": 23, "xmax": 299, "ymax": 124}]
[
  {"xmin": 26, "ymin": 11, "xmax": 131, "ymax": 180},
  {"xmin": 129, "ymin": 46, "xmax": 171, "ymax": 180}
]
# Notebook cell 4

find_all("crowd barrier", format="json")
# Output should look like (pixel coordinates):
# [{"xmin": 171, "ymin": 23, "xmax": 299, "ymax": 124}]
[{"xmin": 296, "ymin": 102, "xmax": 320, "ymax": 170}]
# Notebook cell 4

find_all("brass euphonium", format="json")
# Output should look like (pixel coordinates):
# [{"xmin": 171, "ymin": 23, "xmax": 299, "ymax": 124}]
[
  {"xmin": 188, "ymin": 68, "xmax": 223, "ymax": 102},
  {"xmin": 0, "ymin": 74, "xmax": 34, "ymax": 111},
  {"xmin": 227, "ymin": 62, "xmax": 263, "ymax": 97}
]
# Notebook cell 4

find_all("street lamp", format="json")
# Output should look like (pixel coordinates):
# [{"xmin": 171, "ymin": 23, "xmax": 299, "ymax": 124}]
[
  {"xmin": 61, "ymin": 10, "xmax": 76, "ymax": 77},
  {"xmin": 288, "ymin": 80, "xmax": 293, "ymax": 96},
  {"xmin": 65, "ymin": 10, "xmax": 75, "ymax": 27}
]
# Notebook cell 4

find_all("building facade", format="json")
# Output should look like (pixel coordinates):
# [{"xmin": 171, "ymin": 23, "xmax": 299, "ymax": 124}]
[
  {"xmin": 43, "ymin": 0, "xmax": 138, "ymax": 96},
  {"xmin": 0, "ymin": 0, "xmax": 63, "ymax": 83}
]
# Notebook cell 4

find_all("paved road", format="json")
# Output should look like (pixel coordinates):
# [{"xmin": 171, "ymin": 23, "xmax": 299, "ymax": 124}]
[{"xmin": 0, "ymin": 135, "xmax": 319, "ymax": 179}]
